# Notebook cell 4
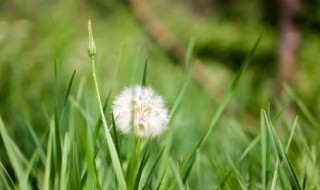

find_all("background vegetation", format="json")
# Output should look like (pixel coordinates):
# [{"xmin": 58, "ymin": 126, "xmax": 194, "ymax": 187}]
[{"xmin": 0, "ymin": 0, "xmax": 320, "ymax": 189}]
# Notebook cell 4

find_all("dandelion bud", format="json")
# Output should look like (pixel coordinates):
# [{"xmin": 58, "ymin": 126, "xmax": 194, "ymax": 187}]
[
  {"xmin": 112, "ymin": 85, "xmax": 169, "ymax": 138},
  {"xmin": 87, "ymin": 20, "xmax": 96, "ymax": 57}
]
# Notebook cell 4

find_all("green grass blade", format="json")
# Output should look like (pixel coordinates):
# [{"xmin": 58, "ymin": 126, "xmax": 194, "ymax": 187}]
[
  {"xmin": 169, "ymin": 64, "xmax": 194, "ymax": 119},
  {"xmin": 182, "ymin": 35, "xmax": 262, "ymax": 181},
  {"xmin": 219, "ymin": 135, "xmax": 260, "ymax": 187},
  {"xmin": 60, "ymin": 133, "xmax": 70, "ymax": 190},
  {"xmin": 0, "ymin": 162, "xmax": 15, "ymax": 189},
  {"xmin": 53, "ymin": 51, "xmax": 58, "ymax": 83},
  {"xmin": 0, "ymin": 117, "xmax": 28, "ymax": 188},
  {"xmin": 261, "ymin": 110, "xmax": 270, "ymax": 190},
  {"xmin": 171, "ymin": 159, "xmax": 185, "ymax": 190},
  {"xmin": 284, "ymin": 84, "xmax": 320, "ymax": 127},
  {"xmin": 142, "ymin": 145, "xmax": 166, "ymax": 189},
  {"xmin": 142, "ymin": 58, "xmax": 148, "ymax": 86},
  {"xmin": 263, "ymin": 111, "xmax": 301, "ymax": 190},
  {"xmin": 63, "ymin": 69, "xmax": 76, "ymax": 106},
  {"xmin": 43, "ymin": 118, "xmax": 55, "ymax": 190},
  {"xmin": 270, "ymin": 158, "xmax": 279, "ymax": 190},
  {"xmin": 111, "ymin": 113, "xmax": 121, "ymax": 161},
  {"xmin": 184, "ymin": 36, "xmax": 195, "ymax": 70},
  {"xmin": 27, "ymin": 122, "xmax": 47, "ymax": 164}
]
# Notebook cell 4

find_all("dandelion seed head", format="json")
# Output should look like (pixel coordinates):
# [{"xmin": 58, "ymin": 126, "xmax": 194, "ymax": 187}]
[{"xmin": 112, "ymin": 85, "xmax": 169, "ymax": 138}]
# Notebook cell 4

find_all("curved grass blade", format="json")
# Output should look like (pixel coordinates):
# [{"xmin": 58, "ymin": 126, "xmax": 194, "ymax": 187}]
[
  {"xmin": 284, "ymin": 84, "xmax": 320, "ymax": 127},
  {"xmin": 63, "ymin": 70, "xmax": 76, "ymax": 106},
  {"xmin": 184, "ymin": 36, "xmax": 195, "ymax": 70},
  {"xmin": 0, "ymin": 117, "xmax": 29, "ymax": 188},
  {"xmin": 263, "ymin": 111, "xmax": 301, "ymax": 190},
  {"xmin": 111, "ymin": 113, "xmax": 121, "ymax": 161},
  {"xmin": 171, "ymin": 159, "xmax": 185, "ymax": 190},
  {"xmin": 142, "ymin": 145, "xmax": 166, "ymax": 189},
  {"xmin": 0, "ymin": 162, "xmax": 15, "ymax": 189},
  {"xmin": 182, "ymin": 35, "xmax": 262, "ymax": 182},
  {"xmin": 219, "ymin": 134, "xmax": 260, "ymax": 188},
  {"xmin": 142, "ymin": 58, "xmax": 148, "ymax": 86}
]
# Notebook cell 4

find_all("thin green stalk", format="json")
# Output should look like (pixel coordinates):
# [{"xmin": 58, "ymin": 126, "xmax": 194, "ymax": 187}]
[{"xmin": 88, "ymin": 20, "xmax": 127, "ymax": 190}]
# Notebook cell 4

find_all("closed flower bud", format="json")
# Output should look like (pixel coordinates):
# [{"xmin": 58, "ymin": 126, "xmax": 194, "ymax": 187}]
[{"xmin": 87, "ymin": 20, "xmax": 96, "ymax": 57}]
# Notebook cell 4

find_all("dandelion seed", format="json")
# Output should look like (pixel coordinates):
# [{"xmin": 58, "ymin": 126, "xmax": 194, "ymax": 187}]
[{"xmin": 112, "ymin": 85, "xmax": 169, "ymax": 138}]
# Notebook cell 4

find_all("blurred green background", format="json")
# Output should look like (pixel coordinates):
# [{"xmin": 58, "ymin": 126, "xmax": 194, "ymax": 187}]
[{"xmin": 1, "ymin": 0, "xmax": 320, "ymax": 188}]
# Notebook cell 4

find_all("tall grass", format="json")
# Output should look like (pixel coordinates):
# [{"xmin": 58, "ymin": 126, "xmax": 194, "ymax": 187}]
[{"xmin": 0, "ymin": 21, "xmax": 319, "ymax": 190}]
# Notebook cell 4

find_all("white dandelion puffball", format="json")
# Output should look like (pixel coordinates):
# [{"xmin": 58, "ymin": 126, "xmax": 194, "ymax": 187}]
[{"xmin": 112, "ymin": 85, "xmax": 169, "ymax": 138}]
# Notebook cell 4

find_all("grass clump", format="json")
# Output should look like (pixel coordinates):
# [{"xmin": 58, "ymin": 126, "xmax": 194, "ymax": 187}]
[{"xmin": 0, "ymin": 20, "xmax": 319, "ymax": 190}]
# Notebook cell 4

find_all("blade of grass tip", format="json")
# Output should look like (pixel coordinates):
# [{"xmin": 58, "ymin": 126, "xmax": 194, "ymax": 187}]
[
  {"xmin": 25, "ymin": 134, "xmax": 46, "ymax": 180},
  {"xmin": 261, "ymin": 110, "xmax": 269, "ymax": 190},
  {"xmin": 263, "ymin": 111, "xmax": 301, "ymax": 190},
  {"xmin": 43, "ymin": 118, "xmax": 55, "ymax": 190},
  {"xmin": 69, "ymin": 97, "xmax": 94, "ymax": 125},
  {"xmin": 142, "ymin": 58, "xmax": 148, "ymax": 86},
  {"xmin": 219, "ymin": 134, "xmax": 260, "ymax": 188},
  {"xmin": 53, "ymin": 51, "xmax": 58, "ymax": 83},
  {"xmin": 61, "ymin": 69, "xmax": 77, "ymax": 124},
  {"xmin": 270, "ymin": 116, "xmax": 298, "ymax": 190},
  {"xmin": 142, "ymin": 145, "xmax": 166, "ymax": 189},
  {"xmin": 134, "ymin": 140, "xmax": 151, "ymax": 190},
  {"xmin": 182, "ymin": 35, "xmax": 262, "ymax": 181},
  {"xmin": 170, "ymin": 159, "xmax": 185, "ymax": 190},
  {"xmin": 284, "ymin": 84, "xmax": 320, "ymax": 127},
  {"xmin": 27, "ymin": 122, "xmax": 47, "ymax": 164},
  {"xmin": 0, "ymin": 162, "xmax": 15, "ymax": 189},
  {"xmin": 184, "ymin": 36, "xmax": 195, "ymax": 71},
  {"xmin": 226, "ymin": 156, "xmax": 248, "ymax": 190},
  {"xmin": 63, "ymin": 70, "xmax": 77, "ymax": 106},
  {"xmin": 0, "ymin": 117, "xmax": 28, "ymax": 188},
  {"xmin": 286, "ymin": 117, "xmax": 298, "ymax": 152}
]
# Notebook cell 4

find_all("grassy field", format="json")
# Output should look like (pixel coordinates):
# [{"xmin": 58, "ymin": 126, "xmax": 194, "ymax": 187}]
[{"xmin": 1, "ymin": 1, "xmax": 320, "ymax": 189}]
